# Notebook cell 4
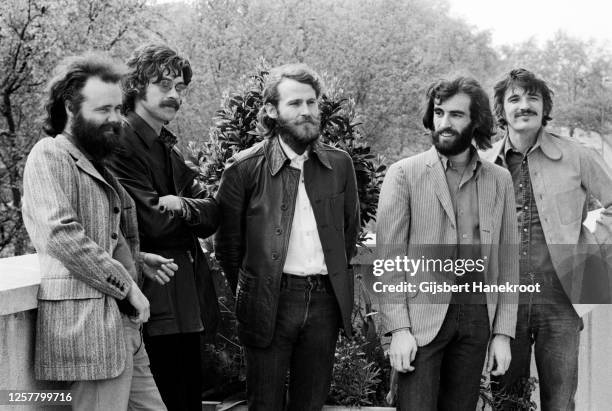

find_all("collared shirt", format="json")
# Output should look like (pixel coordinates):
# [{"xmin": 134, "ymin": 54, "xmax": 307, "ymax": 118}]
[
  {"xmin": 438, "ymin": 146, "xmax": 482, "ymax": 254},
  {"xmin": 278, "ymin": 136, "xmax": 328, "ymax": 275},
  {"xmin": 438, "ymin": 147, "xmax": 485, "ymax": 304},
  {"xmin": 502, "ymin": 131, "xmax": 556, "ymax": 275}
]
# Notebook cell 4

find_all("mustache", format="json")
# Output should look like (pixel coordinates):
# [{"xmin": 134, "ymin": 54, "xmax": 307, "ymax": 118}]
[
  {"xmin": 433, "ymin": 127, "xmax": 460, "ymax": 138},
  {"xmin": 160, "ymin": 98, "xmax": 180, "ymax": 110},
  {"xmin": 294, "ymin": 116, "xmax": 318, "ymax": 125},
  {"xmin": 515, "ymin": 109, "xmax": 538, "ymax": 117},
  {"xmin": 99, "ymin": 121, "xmax": 121, "ymax": 134}
]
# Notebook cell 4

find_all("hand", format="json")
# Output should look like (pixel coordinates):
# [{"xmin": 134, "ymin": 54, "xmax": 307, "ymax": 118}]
[
  {"xmin": 487, "ymin": 334, "xmax": 512, "ymax": 376},
  {"xmin": 126, "ymin": 280, "xmax": 150, "ymax": 324},
  {"xmin": 158, "ymin": 195, "xmax": 182, "ymax": 215},
  {"xmin": 389, "ymin": 329, "xmax": 417, "ymax": 373},
  {"xmin": 142, "ymin": 253, "xmax": 178, "ymax": 285}
]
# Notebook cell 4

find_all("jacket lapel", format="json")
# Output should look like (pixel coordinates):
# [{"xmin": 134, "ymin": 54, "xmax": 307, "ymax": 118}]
[
  {"xmin": 56, "ymin": 134, "xmax": 113, "ymax": 189},
  {"xmin": 425, "ymin": 147, "xmax": 456, "ymax": 227}
]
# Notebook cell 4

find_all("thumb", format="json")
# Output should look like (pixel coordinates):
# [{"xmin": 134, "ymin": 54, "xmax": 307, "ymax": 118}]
[{"xmin": 486, "ymin": 351, "xmax": 494, "ymax": 373}]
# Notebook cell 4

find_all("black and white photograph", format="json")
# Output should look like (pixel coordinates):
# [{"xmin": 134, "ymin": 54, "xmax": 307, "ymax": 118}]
[{"xmin": 1, "ymin": 0, "xmax": 611, "ymax": 410}]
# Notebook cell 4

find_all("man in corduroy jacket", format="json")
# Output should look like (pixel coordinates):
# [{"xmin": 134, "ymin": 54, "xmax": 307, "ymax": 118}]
[{"xmin": 22, "ymin": 54, "xmax": 175, "ymax": 410}]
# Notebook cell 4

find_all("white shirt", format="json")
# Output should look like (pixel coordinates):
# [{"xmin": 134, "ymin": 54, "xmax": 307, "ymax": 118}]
[{"xmin": 278, "ymin": 137, "xmax": 328, "ymax": 276}]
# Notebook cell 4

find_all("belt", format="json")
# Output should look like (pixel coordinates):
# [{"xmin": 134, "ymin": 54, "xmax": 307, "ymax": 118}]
[{"xmin": 281, "ymin": 273, "xmax": 333, "ymax": 293}]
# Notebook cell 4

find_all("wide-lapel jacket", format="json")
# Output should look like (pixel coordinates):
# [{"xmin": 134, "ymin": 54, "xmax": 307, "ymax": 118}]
[
  {"xmin": 482, "ymin": 131, "xmax": 612, "ymax": 314},
  {"xmin": 376, "ymin": 146, "xmax": 519, "ymax": 346},
  {"xmin": 22, "ymin": 134, "xmax": 140, "ymax": 381}
]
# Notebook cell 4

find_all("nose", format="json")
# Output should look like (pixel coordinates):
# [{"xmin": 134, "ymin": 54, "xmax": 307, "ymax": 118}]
[
  {"xmin": 298, "ymin": 102, "xmax": 310, "ymax": 116},
  {"xmin": 518, "ymin": 96, "xmax": 530, "ymax": 109},
  {"xmin": 439, "ymin": 114, "xmax": 451, "ymax": 129},
  {"xmin": 108, "ymin": 109, "xmax": 121, "ymax": 123}
]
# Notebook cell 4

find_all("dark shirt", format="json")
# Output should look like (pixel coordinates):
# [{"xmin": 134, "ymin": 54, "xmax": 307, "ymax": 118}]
[
  {"xmin": 502, "ymin": 136, "xmax": 556, "ymax": 275},
  {"xmin": 439, "ymin": 147, "xmax": 485, "ymax": 304},
  {"xmin": 108, "ymin": 112, "xmax": 220, "ymax": 336}
]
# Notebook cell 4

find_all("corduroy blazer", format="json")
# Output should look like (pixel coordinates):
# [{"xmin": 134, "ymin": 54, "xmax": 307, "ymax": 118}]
[
  {"xmin": 22, "ymin": 134, "xmax": 139, "ymax": 381},
  {"xmin": 376, "ymin": 146, "xmax": 519, "ymax": 346}
]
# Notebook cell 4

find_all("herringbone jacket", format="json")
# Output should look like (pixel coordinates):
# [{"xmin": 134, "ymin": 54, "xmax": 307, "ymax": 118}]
[{"xmin": 22, "ymin": 134, "xmax": 139, "ymax": 381}]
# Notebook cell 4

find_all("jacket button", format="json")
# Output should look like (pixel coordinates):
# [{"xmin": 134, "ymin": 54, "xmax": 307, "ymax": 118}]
[
  {"xmin": 111, "ymin": 233, "xmax": 118, "ymax": 240},
  {"xmin": 113, "ymin": 206, "xmax": 120, "ymax": 214},
  {"xmin": 275, "ymin": 228, "xmax": 282, "ymax": 235},
  {"xmin": 272, "ymin": 253, "xmax": 279, "ymax": 260},
  {"xmin": 280, "ymin": 204, "xmax": 288, "ymax": 211}
]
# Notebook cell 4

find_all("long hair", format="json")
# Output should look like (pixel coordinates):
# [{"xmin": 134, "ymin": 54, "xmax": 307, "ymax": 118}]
[
  {"xmin": 43, "ymin": 54, "xmax": 125, "ymax": 136},
  {"xmin": 493, "ymin": 68, "xmax": 554, "ymax": 128},
  {"xmin": 257, "ymin": 63, "xmax": 323, "ymax": 138},
  {"xmin": 121, "ymin": 44, "xmax": 192, "ymax": 114},
  {"xmin": 422, "ymin": 77, "xmax": 495, "ymax": 150}
]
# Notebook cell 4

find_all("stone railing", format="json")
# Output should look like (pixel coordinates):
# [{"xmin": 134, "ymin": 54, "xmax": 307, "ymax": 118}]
[{"xmin": 1, "ymin": 211, "xmax": 611, "ymax": 409}]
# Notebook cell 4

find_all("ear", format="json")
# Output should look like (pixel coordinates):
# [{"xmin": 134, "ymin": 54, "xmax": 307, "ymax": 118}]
[
  {"xmin": 64, "ymin": 100, "xmax": 75, "ymax": 120},
  {"xmin": 265, "ymin": 103, "xmax": 278, "ymax": 119}
]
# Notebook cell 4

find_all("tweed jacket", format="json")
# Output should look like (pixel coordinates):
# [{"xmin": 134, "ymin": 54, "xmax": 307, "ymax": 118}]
[
  {"xmin": 376, "ymin": 146, "xmax": 519, "ymax": 346},
  {"xmin": 22, "ymin": 134, "xmax": 140, "ymax": 381},
  {"xmin": 482, "ymin": 131, "xmax": 612, "ymax": 314}
]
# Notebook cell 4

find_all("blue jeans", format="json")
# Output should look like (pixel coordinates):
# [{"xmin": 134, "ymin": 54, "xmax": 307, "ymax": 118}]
[
  {"xmin": 397, "ymin": 303, "xmax": 490, "ymax": 411},
  {"xmin": 493, "ymin": 271, "xmax": 582, "ymax": 411},
  {"xmin": 245, "ymin": 275, "xmax": 341, "ymax": 411}
]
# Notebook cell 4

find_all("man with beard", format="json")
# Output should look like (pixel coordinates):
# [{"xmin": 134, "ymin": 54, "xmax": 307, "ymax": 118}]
[
  {"xmin": 22, "ymin": 54, "xmax": 176, "ymax": 410},
  {"xmin": 482, "ymin": 68, "xmax": 612, "ymax": 410},
  {"xmin": 215, "ymin": 63, "xmax": 360, "ymax": 410},
  {"xmin": 106, "ymin": 44, "xmax": 219, "ymax": 411},
  {"xmin": 376, "ymin": 77, "xmax": 519, "ymax": 410}
]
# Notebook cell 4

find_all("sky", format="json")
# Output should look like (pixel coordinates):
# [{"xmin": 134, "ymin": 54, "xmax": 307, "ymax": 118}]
[{"xmin": 447, "ymin": 0, "xmax": 612, "ymax": 50}]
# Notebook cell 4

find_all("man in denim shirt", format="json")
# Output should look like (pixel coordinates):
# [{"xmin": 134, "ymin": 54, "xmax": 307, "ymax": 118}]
[{"xmin": 482, "ymin": 68, "xmax": 612, "ymax": 410}]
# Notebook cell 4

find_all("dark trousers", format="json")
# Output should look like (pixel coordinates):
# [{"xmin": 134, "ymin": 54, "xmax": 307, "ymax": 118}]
[
  {"xmin": 143, "ymin": 332, "xmax": 202, "ymax": 411},
  {"xmin": 397, "ymin": 303, "xmax": 490, "ymax": 411},
  {"xmin": 493, "ymin": 272, "xmax": 582, "ymax": 411},
  {"xmin": 245, "ymin": 275, "xmax": 341, "ymax": 411}
]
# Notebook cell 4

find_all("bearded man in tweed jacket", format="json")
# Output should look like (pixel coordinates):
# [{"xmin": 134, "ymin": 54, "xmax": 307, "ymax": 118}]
[
  {"xmin": 376, "ymin": 77, "xmax": 519, "ymax": 410},
  {"xmin": 22, "ymin": 54, "xmax": 176, "ymax": 410}
]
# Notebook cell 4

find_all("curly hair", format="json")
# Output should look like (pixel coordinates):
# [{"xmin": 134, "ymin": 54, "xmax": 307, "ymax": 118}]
[
  {"xmin": 121, "ymin": 44, "xmax": 192, "ymax": 114},
  {"xmin": 493, "ymin": 68, "xmax": 554, "ymax": 128},
  {"xmin": 256, "ymin": 63, "xmax": 323, "ymax": 138},
  {"xmin": 43, "ymin": 54, "xmax": 125, "ymax": 136},
  {"xmin": 422, "ymin": 77, "xmax": 495, "ymax": 150}
]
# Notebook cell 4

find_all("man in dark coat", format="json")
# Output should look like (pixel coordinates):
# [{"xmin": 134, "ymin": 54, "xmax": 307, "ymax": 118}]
[
  {"xmin": 107, "ymin": 44, "xmax": 219, "ymax": 411},
  {"xmin": 215, "ymin": 63, "xmax": 360, "ymax": 410}
]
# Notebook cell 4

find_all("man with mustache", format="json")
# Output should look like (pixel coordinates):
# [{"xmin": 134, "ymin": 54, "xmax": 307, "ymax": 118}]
[
  {"xmin": 107, "ymin": 44, "xmax": 219, "ymax": 411},
  {"xmin": 22, "ymin": 54, "xmax": 177, "ymax": 410},
  {"xmin": 215, "ymin": 63, "xmax": 360, "ymax": 410},
  {"xmin": 482, "ymin": 68, "xmax": 612, "ymax": 410},
  {"xmin": 376, "ymin": 77, "xmax": 519, "ymax": 410}
]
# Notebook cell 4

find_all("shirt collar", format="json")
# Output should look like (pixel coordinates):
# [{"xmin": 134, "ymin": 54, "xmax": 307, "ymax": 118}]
[
  {"xmin": 278, "ymin": 135, "xmax": 309, "ymax": 163},
  {"xmin": 126, "ymin": 112, "xmax": 178, "ymax": 149},
  {"xmin": 438, "ymin": 144, "xmax": 481, "ymax": 173},
  {"xmin": 503, "ymin": 128, "xmax": 542, "ymax": 157}
]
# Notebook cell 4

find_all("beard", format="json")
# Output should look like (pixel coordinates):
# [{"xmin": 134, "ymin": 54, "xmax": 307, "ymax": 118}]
[
  {"xmin": 276, "ymin": 114, "xmax": 321, "ymax": 147},
  {"xmin": 71, "ymin": 111, "xmax": 121, "ymax": 162},
  {"xmin": 431, "ymin": 125, "xmax": 473, "ymax": 156}
]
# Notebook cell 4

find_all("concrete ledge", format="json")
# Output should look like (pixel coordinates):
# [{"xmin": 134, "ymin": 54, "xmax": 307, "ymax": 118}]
[{"xmin": 0, "ymin": 254, "xmax": 40, "ymax": 316}]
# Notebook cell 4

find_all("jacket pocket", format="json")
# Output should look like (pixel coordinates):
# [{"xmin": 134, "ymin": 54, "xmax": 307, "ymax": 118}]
[
  {"xmin": 235, "ymin": 268, "xmax": 257, "ymax": 324},
  {"xmin": 555, "ymin": 187, "xmax": 584, "ymax": 225}
]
